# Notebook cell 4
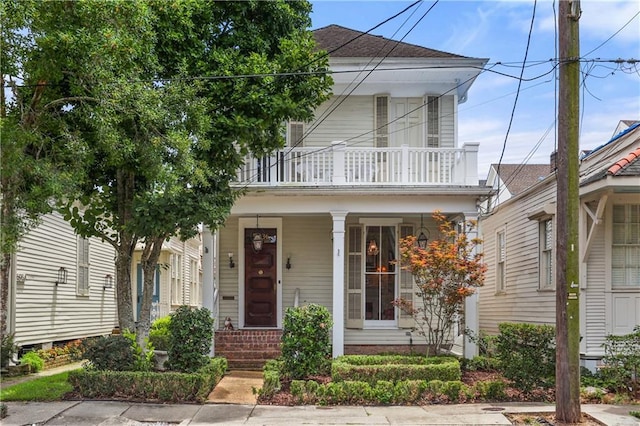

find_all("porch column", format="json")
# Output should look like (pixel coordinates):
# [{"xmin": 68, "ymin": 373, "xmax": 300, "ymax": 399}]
[
  {"xmin": 332, "ymin": 141, "xmax": 346, "ymax": 185},
  {"xmin": 462, "ymin": 143, "xmax": 480, "ymax": 186},
  {"xmin": 330, "ymin": 211, "xmax": 348, "ymax": 358},
  {"xmin": 202, "ymin": 226, "xmax": 216, "ymax": 356},
  {"xmin": 464, "ymin": 212, "xmax": 479, "ymax": 359}
]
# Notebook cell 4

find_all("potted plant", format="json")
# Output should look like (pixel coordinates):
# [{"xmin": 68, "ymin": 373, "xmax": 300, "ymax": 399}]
[{"xmin": 148, "ymin": 316, "xmax": 171, "ymax": 371}]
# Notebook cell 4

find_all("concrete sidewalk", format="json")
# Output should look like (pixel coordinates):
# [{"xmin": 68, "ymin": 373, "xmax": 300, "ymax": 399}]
[{"xmin": 2, "ymin": 401, "xmax": 639, "ymax": 425}]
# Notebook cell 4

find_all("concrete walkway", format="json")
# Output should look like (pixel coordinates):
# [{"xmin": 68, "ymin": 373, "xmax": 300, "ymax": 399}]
[{"xmin": 2, "ymin": 364, "xmax": 639, "ymax": 425}]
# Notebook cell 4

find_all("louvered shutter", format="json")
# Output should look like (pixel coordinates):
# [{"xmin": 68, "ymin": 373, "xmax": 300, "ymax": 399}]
[
  {"xmin": 398, "ymin": 225, "xmax": 415, "ymax": 328},
  {"xmin": 374, "ymin": 95, "xmax": 389, "ymax": 147},
  {"xmin": 346, "ymin": 225, "xmax": 364, "ymax": 329}
]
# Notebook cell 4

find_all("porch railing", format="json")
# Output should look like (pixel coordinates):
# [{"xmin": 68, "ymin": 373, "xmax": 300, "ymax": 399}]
[{"xmin": 236, "ymin": 141, "xmax": 479, "ymax": 187}]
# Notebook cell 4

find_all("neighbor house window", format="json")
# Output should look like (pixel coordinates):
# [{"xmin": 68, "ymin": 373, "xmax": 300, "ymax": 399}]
[
  {"xmin": 171, "ymin": 253, "xmax": 182, "ymax": 304},
  {"xmin": 190, "ymin": 257, "xmax": 200, "ymax": 306},
  {"xmin": 539, "ymin": 219, "xmax": 554, "ymax": 290},
  {"xmin": 426, "ymin": 96, "xmax": 440, "ymax": 147},
  {"xmin": 496, "ymin": 229, "xmax": 506, "ymax": 292},
  {"xmin": 612, "ymin": 204, "xmax": 640, "ymax": 287},
  {"xmin": 374, "ymin": 95, "xmax": 389, "ymax": 147},
  {"xmin": 77, "ymin": 237, "xmax": 90, "ymax": 296},
  {"xmin": 288, "ymin": 121, "xmax": 304, "ymax": 147}
]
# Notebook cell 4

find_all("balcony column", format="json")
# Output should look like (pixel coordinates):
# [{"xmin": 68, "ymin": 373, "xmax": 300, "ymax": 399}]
[
  {"xmin": 462, "ymin": 143, "xmax": 480, "ymax": 185},
  {"xmin": 463, "ymin": 212, "xmax": 479, "ymax": 359},
  {"xmin": 330, "ymin": 210, "xmax": 348, "ymax": 358},
  {"xmin": 332, "ymin": 141, "xmax": 346, "ymax": 185},
  {"xmin": 202, "ymin": 226, "xmax": 216, "ymax": 356}
]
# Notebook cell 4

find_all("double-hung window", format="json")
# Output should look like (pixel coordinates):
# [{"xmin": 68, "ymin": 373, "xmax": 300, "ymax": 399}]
[
  {"xmin": 612, "ymin": 204, "xmax": 640, "ymax": 287},
  {"xmin": 171, "ymin": 254, "xmax": 182, "ymax": 305},
  {"xmin": 496, "ymin": 229, "xmax": 506, "ymax": 293},
  {"xmin": 539, "ymin": 219, "xmax": 554, "ymax": 290}
]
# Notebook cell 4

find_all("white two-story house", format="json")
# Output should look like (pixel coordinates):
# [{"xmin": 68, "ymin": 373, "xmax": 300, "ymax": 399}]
[{"xmin": 204, "ymin": 25, "xmax": 489, "ymax": 367}]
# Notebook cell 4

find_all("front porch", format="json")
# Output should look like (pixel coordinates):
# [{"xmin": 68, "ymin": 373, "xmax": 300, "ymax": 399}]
[{"xmin": 236, "ymin": 143, "xmax": 479, "ymax": 187}]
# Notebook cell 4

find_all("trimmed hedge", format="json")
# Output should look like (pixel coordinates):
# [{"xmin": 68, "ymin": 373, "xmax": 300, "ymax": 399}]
[
  {"xmin": 332, "ymin": 355, "xmax": 460, "ymax": 384},
  {"xmin": 68, "ymin": 357, "xmax": 226, "ymax": 403}
]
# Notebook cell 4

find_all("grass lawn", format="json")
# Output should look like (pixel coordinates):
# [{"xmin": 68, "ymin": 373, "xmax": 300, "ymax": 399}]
[{"xmin": 0, "ymin": 371, "xmax": 75, "ymax": 401}]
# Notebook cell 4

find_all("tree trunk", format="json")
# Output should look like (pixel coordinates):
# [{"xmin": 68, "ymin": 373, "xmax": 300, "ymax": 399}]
[
  {"xmin": 0, "ymin": 252, "xmax": 10, "ymax": 339},
  {"xmin": 136, "ymin": 235, "xmax": 164, "ymax": 348},
  {"xmin": 115, "ymin": 169, "xmax": 137, "ymax": 332}
]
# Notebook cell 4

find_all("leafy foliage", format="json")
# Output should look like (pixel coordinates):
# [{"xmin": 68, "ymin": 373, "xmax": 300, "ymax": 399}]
[
  {"xmin": 82, "ymin": 335, "xmax": 136, "ymax": 372},
  {"xmin": 168, "ymin": 306, "xmax": 214, "ymax": 373},
  {"xmin": 122, "ymin": 330, "xmax": 154, "ymax": 372},
  {"xmin": 331, "ymin": 356, "xmax": 461, "ymax": 384},
  {"xmin": 0, "ymin": 333, "xmax": 18, "ymax": 367},
  {"xmin": 19, "ymin": 351, "xmax": 44, "ymax": 373},
  {"xmin": 148, "ymin": 316, "xmax": 171, "ymax": 351},
  {"xmin": 600, "ymin": 325, "xmax": 640, "ymax": 397},
  {"xmin": 394, "ymin": 211, "xmax": 485, "ymax": 355},
  {"xmin": 281, "ymin": 303, "xmax": 333, "ymax": 379},
  {"xmin": 495, "ymin": 322, "xmax": 556, "ymax": 392}
]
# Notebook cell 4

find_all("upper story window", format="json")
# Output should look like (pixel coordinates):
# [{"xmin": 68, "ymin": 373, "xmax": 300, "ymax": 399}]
[
  {"xmin": 374, "ymin": 95, "xmax": 389, "ymax": 147},
  {"xmin": 496, "ymin": 229, "xmax": 506, "ymax": 293},
  {"xmin": 612, "ymin": 204, "xmax": 640, "ymax": 288},
  {"xmin": 539, "ymin": 219, "xmax": 555, "ymax": 290},
  {"xmin": 77, "ymin": 237, "xmax": 90, "ymax": 296},
  {"xmin": 288, "ymin": 121, "xmax": 304, "ymax": 147},
  {"xmin": 426, "ymin": 96, "xmax": 440, "ymax": 148}
]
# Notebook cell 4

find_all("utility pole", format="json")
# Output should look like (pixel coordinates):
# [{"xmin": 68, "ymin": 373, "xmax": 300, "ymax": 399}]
[{"xmin": 556, "ymin": 0, "xmax": 581, "ymax": 422}]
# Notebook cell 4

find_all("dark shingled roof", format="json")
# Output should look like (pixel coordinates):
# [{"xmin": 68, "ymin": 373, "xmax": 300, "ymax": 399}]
[
  {"xmin": 492, "ymin": 164, "xmax": 552, "ymax": 195},
  {"xmin": 313, "ymin": 24, "xmax": 467, "ymax": 59}
]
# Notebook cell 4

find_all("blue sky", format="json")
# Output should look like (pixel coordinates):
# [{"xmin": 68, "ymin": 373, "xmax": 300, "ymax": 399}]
[{"xmin": 310, "ymin": 0, "xmax": 640, "ymax": 176}]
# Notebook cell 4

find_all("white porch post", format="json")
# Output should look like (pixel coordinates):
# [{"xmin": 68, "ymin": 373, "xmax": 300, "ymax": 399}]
[
  {"xmin": 331, "ymin": 211, "xmax": 347, "ymax": 358},
  {"xmin": 462, "ymin": 143, "xmax": 480, "ymax": 186},
  {"xmin": 464, "ymin": 212, "xmax": 479, "ymax": 359},
  {"xmin": 202, "ymin": 226, "xmax": 216, "ymax": 356}
]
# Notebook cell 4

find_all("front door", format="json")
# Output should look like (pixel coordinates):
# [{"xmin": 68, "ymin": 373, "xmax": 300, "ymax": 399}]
[{"xmin": 244, "ymin": 228, "xmax": 277, "ymax": 327}]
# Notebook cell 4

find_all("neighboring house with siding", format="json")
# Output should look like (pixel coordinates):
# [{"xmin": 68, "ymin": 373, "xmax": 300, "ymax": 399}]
[
  {"xmin": 478, "ymin": 121, "xmax": 640, "ymax": 370},
  {"xmin": 205, "ymin": 25, "xmax": 489, "ymax": 367},
  {"xmin": 8, "ymin": 212, "xmax": 203, "ymax": 350}
]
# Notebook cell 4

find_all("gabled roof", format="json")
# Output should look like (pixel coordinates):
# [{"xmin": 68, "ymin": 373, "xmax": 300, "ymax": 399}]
[
  {"xmin": 580, "ymin": 122, "xmax": 640, "ymax": 186},
  {"xmin": 313, "ymin": 24, "xmax": 468, "ymax": 59},
  {"xmin": 491, "ymin": 164, "xmax": 551, "ymax": 195}
]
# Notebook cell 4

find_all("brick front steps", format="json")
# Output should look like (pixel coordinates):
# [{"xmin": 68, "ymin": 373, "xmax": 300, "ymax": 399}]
[{"xmin": 214, "ymin": 330, "xmax": 282, "ymax": 369}]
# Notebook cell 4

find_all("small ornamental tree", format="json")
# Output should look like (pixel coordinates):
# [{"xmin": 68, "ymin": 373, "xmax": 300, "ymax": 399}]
[{"xmin": 394, "ymin": 211, "xmax": 486, "ymax": 356}]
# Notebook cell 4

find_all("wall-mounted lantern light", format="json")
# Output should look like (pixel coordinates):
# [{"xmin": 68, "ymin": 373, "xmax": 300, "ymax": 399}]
[
  {"xmin": 286, "ymin": 257, "xmax": 292, "ymax": 270},
  {"xmin": 228, "ymin": 252, "xmax": 235, "ymax": 268},
  {"xmin": 103, "ymin": 274, "xmax": 113, "ymax": 290},
  {"xmin": 55, "ymin": 267, "xmax": 67, "ymax": 286},
  {"xmin": 417, "ymin": 214, "xmax": 430, "ymax": 250}
]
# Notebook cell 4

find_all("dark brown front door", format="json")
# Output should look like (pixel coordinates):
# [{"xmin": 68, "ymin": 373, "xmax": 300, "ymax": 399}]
[{"xmin": 244, "ymin": 228, "xmax": 277, "ymax": 327}]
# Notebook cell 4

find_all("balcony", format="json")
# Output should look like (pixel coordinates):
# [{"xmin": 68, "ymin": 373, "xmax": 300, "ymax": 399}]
[{"xmin": 236, "ymin": 141, "xmax": 479, "ymax": 187}]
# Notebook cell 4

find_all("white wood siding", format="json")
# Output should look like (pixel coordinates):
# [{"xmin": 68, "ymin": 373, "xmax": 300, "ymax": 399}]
[
  {"xmin": 478, "ymin": 180, "xmax": 557, "ymax": 335},
  {"xmin": 304, "ymin": 96, "xmax": 374, "ymax": 147},
  {"xmin": 14, "ymin": 213, "xmax": 117, "ymax": 346},
  {"xmin": 218, "ymin": 217, "xmax": 239, "ymax": 326},
  {"xmin": 584, "ymin": 221, "xmax": 607, "ymax": 355}
]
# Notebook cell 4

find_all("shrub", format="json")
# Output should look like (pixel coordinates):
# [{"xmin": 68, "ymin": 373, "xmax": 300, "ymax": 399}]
[
  {"xmin": 149, "ymin": 316, "xmax": 171, "ymax": 351},
  {"xmin": 122, "ymin": 330, "xmax": 154, "ymax": 372},
  {"xmin": 281, "ymin": 303, "xmax": 333, "ymax": 379},
  {"xmin": 68, "ymin": 357, "xmax": 226, "ymax": 403},
  {"xmin": 1, "ymin": 333, "xmax": 18, "ymax": 368},
  {"xmin": 462, "ymin": 355, "xmax": 501, "ymax": 372},
  {"xmin": 20, "ymin": 351, "xmax": 44, "ymax": 373},
  {"xmin": 474, "ymin": 380, "xmax": 507, "ymax": 400},
  {"xmin": 495, "ymin": 322, "xmax": 555, "ymax": 392},
  {"xmin": 168, "ymin": 306, "xmax": 214, "ymax": 373},
  {"xmin": 441, "ymin": 380, "xmax": 466, "ymax": 402},
  {"xmin": 600, "ymin": 326, "xmax": 640, "ymax": 397},
  {"xmin": 82, "ymin": 334, "xmax": 136, "ymax": 371},
  {"xmin": 331, "ymin": 355, "xmax": 460, "ymax": 384}
]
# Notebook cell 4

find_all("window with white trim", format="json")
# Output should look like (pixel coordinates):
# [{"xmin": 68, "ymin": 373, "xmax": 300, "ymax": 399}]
[
  {"xmin": 612, "ymin": 204, "xmax": 640, "ymax": 287},
  {"xmin": 77, "ymin": 237, "xmax": 90, "ymax": 296},
  {"xmin": 496, "ymin": 229, "xmax": 506, "ymax": 292},
  {"xmin": 190, "ymin": 257, "xmax": 200, "ymax": 306},
  {"xmin": 374, "ymin": 95, "xmax": 389, "ymax": 147},
  {"xmin": 364, "ymin": 225, "xmax": 397, "ymax": 325},
  {"xmin": 288, "ymin": 121, "xmax": 304, "ymax": 147},
  {"xmin": 171, "ymin": 254, "xmax": 182, "ymax": 304},
  {"xmin": 539, "ymin": 219, "xmax": 554, "ymax": 290}
]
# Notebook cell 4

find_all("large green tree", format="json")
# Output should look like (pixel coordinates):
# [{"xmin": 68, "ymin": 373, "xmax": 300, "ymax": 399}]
[
  {"xmin": 19, "ymin": 0, "xmax": 331, "ymax": 342},
  {"xmin": 1, "ymin": 0, "xmax": 87, "ymax": 339}
]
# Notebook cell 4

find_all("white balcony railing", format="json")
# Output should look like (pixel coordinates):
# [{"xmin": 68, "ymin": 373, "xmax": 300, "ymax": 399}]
[{"xmin": 236, "ymin": 142, "xmax": 479, "ymax": 187}]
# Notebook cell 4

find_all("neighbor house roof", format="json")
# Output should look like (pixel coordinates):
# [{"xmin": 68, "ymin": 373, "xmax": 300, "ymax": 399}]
[
  {"xmin": 607, "ymin": 146, "xmax": 640, "ymax": 176},
  {"xmin": 491, "ymin": 164, "xmax": 551, "ymax": 196},
  {"xmin": 313, "ymin": 24, "xmax": 467, "ymax": 59}
]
